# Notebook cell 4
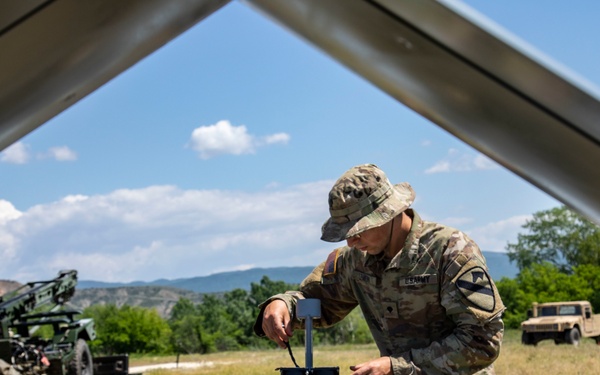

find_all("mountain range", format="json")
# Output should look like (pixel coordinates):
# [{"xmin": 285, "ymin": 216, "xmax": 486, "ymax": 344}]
[
  {"xmin": 77, "ymin": 251, "xmax": 517, "ymax": 293},
  {"xmin": 1, "ymin": 251, "xmax": 516, "ymax": 318}
]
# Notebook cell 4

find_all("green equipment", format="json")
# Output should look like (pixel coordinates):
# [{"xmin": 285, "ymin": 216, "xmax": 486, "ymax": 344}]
[{"xmin": 0, "ymin": 270, "xmax": 96, "ymax": 375}]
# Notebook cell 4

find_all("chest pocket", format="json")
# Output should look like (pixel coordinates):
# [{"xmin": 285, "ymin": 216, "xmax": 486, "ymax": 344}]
[
  {"xmin": 352, "ymin": 271, "xmax": 442, "ymax": 320},
  {"xmin": 351, "ymin": 270, "xmax": 381, "ymax": 312},
  {"xmin": 352, "ymin": 270, "xmax": 378, "ymax": 292},
  {"xmin": 393, "ymin": 274, "xmax": 442, "ymax": 321}
]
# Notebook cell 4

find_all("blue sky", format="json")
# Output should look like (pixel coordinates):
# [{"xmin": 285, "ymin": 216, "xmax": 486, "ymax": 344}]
[{"xmin": 1, "ymin": 0, "xmax": 598, "ymax": 282}]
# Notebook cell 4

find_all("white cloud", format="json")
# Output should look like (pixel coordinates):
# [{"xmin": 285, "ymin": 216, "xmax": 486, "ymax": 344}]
[
  {"xmin": 1, "ymin": 142, "xmax": 30, "ymax": 164},
  {"xmin": 1, "ymin": 142, "xmax": 78, "ymax": 164},
  {"xmin": 188, "ymin": 120, "xmax": 290, "ymax": 159},
  {"xmin": 424, "ymin": 148, "xmax": 499, "ymax": 174},
  {"xmin": 0, "ymin": 177, "xmax": 534, "ymax": 283},
  {"xmin": 425, "ymin": 160, "xmax": 451, "ymax": 174},
  {"xmin": 0, "ymin": 181, "xmax": 332, "ymax": 283},
  {"xmin": 263, "ymin": 133, "xmax": 291, "ymax": 145},
  {"xmin": 465, "ymin": 214, "xmax": 531, "ymax": 252},
  {"xmin": 0, "ymin": 200, "xmax": 23, "ymax": 224},
  {"xmin": 46, "ymin": 146, "xmax": 78, "ymax": 161},
  {"xmin": 0, "ymin": 200, "xmax": 22, "ymax": 260}
]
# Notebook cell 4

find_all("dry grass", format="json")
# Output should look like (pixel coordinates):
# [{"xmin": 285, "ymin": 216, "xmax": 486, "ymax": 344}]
[
  {"xmin": 129, "ymin": 330, "xmax": 600, "ymax": 375},
  {"xmin": 128, "ymin": 344, "xmax": 379, "ymax": 375},
  {"xmin": 494, "ymin": 329, "xmax": 600, "ymax": 375}
]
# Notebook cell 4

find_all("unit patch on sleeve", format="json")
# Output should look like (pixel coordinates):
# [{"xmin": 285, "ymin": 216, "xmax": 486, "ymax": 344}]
[
  {"xmin": 323, "ymin": 249, "xmax": 340, "ymax": 277},
  {"xmin": 456, "ymin": 266, "xmax": 495, "ymax": 312}
]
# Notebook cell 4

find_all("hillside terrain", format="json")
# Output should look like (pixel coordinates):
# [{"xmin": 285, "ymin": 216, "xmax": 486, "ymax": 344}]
[
  {"xmin": 0, "ymin": 280, "xmax": 21, "ymax": 296},
  {"xmin": 70, "ymin": 285, "xmax": 204, "ymax": 318},
  {"xmin": 4, "ymin": 252, "xmax": 517, "ymax": 318},
  {"xmin": 77, "ymin": 266, "xmax": 314, "ymax": 293}
]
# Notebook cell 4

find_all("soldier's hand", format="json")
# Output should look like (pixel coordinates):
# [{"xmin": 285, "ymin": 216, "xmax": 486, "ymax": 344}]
[
  {"xmin": 350, "ymin": 356, "xmax": 392, "ymax": 375},
  {"xmin": 262, "ymin": 299, "xmax": 293, "ymax": 349}
]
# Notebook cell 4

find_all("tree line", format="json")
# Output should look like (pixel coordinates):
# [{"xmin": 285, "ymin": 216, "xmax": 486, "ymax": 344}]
[
  {"xmin": 495, "ymin": 205, "xmax": 600, "ymax": 328},
  {"xmin": 82, "ymin": 276, "xmax": 373, "ymax": 355},
  {"xmin": 82, "ymin": 205, "xmax": 600, "ymax": 354}
]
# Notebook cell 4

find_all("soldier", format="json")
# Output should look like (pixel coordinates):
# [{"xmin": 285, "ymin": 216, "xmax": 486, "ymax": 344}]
[{"xmin": 254, "ymin": 164, "xmax": 505, "ymax": 375}]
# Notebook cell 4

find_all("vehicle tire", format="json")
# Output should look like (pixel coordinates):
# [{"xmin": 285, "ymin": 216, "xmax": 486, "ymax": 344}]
[
  {"xmin": 68, "ymin": 339, "xmax": 94, "ymax": 375},
  {"xmin": 521, "ymin": 331, "xmax": 535, "ymax": 345},
  {"xmin": 565, "ymin": 327, "xmax": 581, "ymax": 346}
]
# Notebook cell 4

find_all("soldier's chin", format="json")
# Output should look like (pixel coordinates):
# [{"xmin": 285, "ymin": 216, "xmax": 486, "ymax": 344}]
[{"xmin": 360, "ymin": 247, "xmax": 380, "ymax": 255}]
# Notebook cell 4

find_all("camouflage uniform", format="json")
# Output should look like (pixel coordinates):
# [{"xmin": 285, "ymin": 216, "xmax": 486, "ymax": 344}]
[{"xmin": 254, "ymin": 164, "xmax": 505, "ymax": 375}]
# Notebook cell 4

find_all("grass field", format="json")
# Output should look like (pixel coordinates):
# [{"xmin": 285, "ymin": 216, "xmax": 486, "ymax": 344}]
[{"xmin": 129, "ymin": 330, "xmax": 600, "ymax": 375}]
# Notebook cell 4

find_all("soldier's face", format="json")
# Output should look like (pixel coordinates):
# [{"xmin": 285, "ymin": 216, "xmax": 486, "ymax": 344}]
[{"xmin": 347, "ymin": 221, "xmax": 391, "ymax": 255}]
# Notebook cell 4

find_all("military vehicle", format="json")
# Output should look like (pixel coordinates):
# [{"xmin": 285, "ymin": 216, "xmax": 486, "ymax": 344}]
[
  {"xmin": 1, "ymin": 0, "xmax": 600, "ymax": 370},
  {"xmin": 521, "ymin": 301, "xmax": 600, "ymax": 346},
  {"xmin": 0, "ymin": 270, "xmax": 127, "ymax": 375}
]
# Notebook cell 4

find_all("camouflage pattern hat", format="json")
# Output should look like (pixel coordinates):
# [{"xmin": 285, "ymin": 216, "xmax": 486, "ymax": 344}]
[{"xmin": 321, "ymin": 164, "xmax": 415, "ymax": 242}]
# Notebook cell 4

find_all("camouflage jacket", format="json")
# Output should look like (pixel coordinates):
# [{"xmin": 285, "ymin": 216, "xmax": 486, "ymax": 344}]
[{"xmin": 254, "ymin": 209, "xmax": 505, "ymax": 375}]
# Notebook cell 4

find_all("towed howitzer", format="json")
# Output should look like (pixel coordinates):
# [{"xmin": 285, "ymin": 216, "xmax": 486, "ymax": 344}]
[{"xmin": 0, "ymin": 270, "xmax": 97, "ymax": 375}]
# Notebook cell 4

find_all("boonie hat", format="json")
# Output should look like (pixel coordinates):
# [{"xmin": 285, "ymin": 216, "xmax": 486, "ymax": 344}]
[{"xmin": 321, "ymin": 164, "xmax": 415, "ymax": 242}]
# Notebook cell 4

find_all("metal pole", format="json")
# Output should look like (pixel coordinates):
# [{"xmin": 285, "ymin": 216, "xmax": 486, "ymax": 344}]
[
  {"xmin": 305, "ymin": 316, "xmax": 313, "ymax": 369},
  {"xmin": 296, "ymin": 299, "xmax": 321, "ymax": 370}
]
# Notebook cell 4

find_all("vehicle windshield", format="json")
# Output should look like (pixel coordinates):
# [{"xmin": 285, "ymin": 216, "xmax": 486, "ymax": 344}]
[{"xmin": 539, "ymin": 305, "xmax": 581, "ymax": 316}]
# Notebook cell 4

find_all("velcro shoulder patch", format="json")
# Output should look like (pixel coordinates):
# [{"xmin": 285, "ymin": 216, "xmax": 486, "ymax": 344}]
[
  {"xmin": 456, "ymin": 266, "xmax": 495, "ymax": 312},
  {"xmin": 323, "ymin": 249, "xmax": 340, "ymax": 277}
]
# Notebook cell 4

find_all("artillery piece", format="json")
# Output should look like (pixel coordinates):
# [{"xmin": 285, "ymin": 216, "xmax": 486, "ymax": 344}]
[{"xmin": 0, "ymin": 270, "xmax": 96, "ymax": 375}]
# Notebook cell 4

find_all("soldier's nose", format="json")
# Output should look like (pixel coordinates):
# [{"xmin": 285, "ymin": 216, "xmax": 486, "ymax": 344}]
[{"xmin": 347, "ymin": 234, "xmax": 360, "ymax": 247}]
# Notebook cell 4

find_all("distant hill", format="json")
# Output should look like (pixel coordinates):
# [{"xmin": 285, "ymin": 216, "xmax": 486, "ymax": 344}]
[
  {"xmin": 70, "ymin": 285, "xmax": 204, "ymax": 318},
  {"xmin": 483, "ymin": 251, "xmax": 517, "ymax": 280},
  {"xmin": 3, "ymin": 253, "xmax": 517, "ymax": 319},
  {"xmin": 77, "ymin": 266, "xmax": 314, "ymax": 294},
  {"xmin": 69, "ymin": 251, "xmax": 516, "ymax": 318},
  {"xmin": 78, "ymin": 251, "xmax": 517, "ymax": 293},
  {"xmin": 0, "ymin": 280, "xmax": 22, "ymax": 296},
  {"xmin": 72, "ymin": 268, "xmax": 313, "ymax": 318}
]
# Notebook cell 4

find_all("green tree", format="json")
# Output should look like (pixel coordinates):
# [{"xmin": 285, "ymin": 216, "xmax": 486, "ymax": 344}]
[
  {"xmin": 83, "ymin": 304, "xmax": 171, "ymax": 355},
  {"xmin": 168, "ymin": 297, "xmax": 197, "ymax": 324},
  {"xmin": 223, "ymin": 288, "xmax": 257, "ymax": 346},
  {"xmin": 169, "ymin": 298, "xmax": 215, "ymax": 354},
  {"xmin": 197, "ymin": 294, "xmax": 242, "ymax": 351},
  {"xmin": 506, "ymin": 206, "xmax": 600, "ymax": 272},
  {"xmin": 572, "ymin": 264, "xmax": 600, "ymax": 312},
  {"xmin": 494, "ymin": 277, "xmax": 526, "ymax": 329},
  {"xmin": 170, "ymin": 313, "xmax": 209, "ymax": 354},
  {"xmin": 496, "ymin": 262, "xmax": 600, "ymax": 328},
  {"xmin": 249, "ymin": 276, "xmax": 298, "ymax": 306}
]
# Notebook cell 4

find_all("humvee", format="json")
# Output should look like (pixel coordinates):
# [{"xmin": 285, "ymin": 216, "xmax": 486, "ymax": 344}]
[{"xmin": 521, "ymin": 301, "xmax": 600, "ymax": 346}]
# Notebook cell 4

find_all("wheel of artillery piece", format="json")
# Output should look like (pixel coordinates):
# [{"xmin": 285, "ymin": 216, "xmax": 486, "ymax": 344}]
[{"xmin": 68, "ymin": 339, "xmax": 93, "ymax": 375}]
